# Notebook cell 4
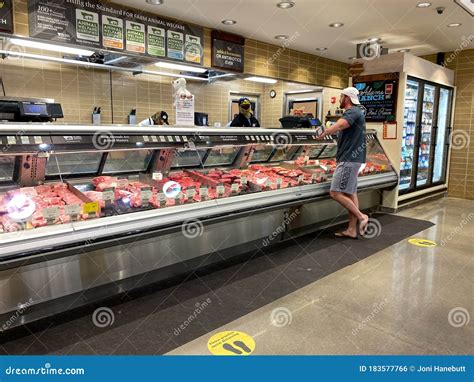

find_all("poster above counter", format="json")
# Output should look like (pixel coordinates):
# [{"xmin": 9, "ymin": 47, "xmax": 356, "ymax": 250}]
[
  {"xmin": 353, "ymin": 75, "xmax": 399, "ymax": 122},
  {"xmin": 27, "ymin": 0, "xmax": 204, "ymax": 64}
]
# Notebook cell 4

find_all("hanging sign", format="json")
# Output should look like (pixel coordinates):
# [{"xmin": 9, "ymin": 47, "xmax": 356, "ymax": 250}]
[
  {"xmin": 353, "ymin": 74, "xmax": 399, "ymax": 122},
  {"xmin": 0, "ymin": 0, "xmax": 13, "ymax": 34},
  {"xmin": 28, "ymin": 0, "xmax": 204, "ymax": 64},
  {"xmin": 211, "ymin": 30, "xmax": 245, "ymax": 72}
]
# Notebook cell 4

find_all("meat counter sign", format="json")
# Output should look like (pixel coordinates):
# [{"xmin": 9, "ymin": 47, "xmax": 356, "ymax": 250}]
[
  {"xmin": 0, "ymin": 0, "xmax": 13, "ymax": 33},
  {"xmin": 354, "ymin": 80, "xmax": 398, "ymax": 122},
  {"xmin": 212, "ymin": 39, "xmax": 244, "ymax": 72},
  {"xmin": 27, "ymin": 0, "xmax": 204, "ymax": 64}
]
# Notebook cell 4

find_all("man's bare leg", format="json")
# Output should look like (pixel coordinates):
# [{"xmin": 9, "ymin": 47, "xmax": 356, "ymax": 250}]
[{"xmin": 330, "ymin": 191, "xmax": 368, "ymax": 236}]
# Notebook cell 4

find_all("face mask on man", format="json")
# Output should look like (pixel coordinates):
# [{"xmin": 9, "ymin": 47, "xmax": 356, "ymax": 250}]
[{"xmin": 239, "ymin": 99, "xmax": 252, "ymax": 118}]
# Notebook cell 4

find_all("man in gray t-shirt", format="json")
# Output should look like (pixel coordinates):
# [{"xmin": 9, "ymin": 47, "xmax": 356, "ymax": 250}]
[{"xmin": 318, "ymin": 87, "xmax": 369, "ymax": 238}]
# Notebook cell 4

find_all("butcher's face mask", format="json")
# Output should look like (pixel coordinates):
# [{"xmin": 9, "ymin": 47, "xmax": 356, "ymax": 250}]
[{"xmin": 239, "ymin": 99, "xmax": 252, "ymax": 118}]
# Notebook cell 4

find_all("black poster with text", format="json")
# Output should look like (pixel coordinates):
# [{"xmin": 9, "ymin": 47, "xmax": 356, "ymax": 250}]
[
  {"xmin": 27, "ymin": 0, "xmax": 204, "ymax": 64},
  {"xmin": 0, "ymin": 0, "xmax": 14, "ymax": 34},
  {"xmin": 212, "ymin": 39, "xmax": 244, "ymax": 72},
  {"xmin": 354, "ymin": 79, "xmax": 398, "ymax": 122}
]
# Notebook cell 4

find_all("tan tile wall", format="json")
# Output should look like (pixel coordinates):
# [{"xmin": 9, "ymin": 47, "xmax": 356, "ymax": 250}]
[
  {"xmin": 422, "ymin": 50, "xmax": 474, "ymax": 200},
  {"xmin": 5, "ymin": 0, "xmax": 348, "ymax": 127}
]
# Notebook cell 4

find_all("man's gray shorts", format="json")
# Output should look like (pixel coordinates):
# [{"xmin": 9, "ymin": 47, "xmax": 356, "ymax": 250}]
[{"xmin": 330, "ymin": 162, "xmax": 362, "ymax": 194}]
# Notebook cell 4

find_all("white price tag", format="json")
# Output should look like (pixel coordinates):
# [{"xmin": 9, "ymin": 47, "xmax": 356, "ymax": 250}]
[
  {"xmin": 7, "ymin": 136, "xmax": 16, "ymax": 145},
  {"xmin": 265, "ymin": 180, "xmax": 272, "ymax": 188},
  {"xmin": 159, "ymin": 136, "xmax": 166, "ymax": 142},
  {"xmin": 21, "ymin": 136, "xmax": 30, "ymax": 144},
  {"xmin": 241, "ymin": 176, "xmax": 248, "ymax": 185},
  {"xmin": 102, "ymin": 188, "xmax": 115, "ymax": 202},
  {"xmin": 42, "ymin": 206, "xmax": 60, "ymax": 220},
  {"xmin": 117, "ymin": 179, "xmax": 128, "ymax": 188},
  {"xmin": 231, "ymin": 183, "xmax": 239, "ymax": 193},
  {"xmin": 140, "ymin": 187, "xmax": 152, "ymax": 202},
  {"xmin": 297, "ymin": 175, "xmax": 304, "ymax": 183},
  {"xmin": 320, "ymin": 165, "xmax": 328, "ymax": 172},
  {"xmin": 200, "ymin": 187, "xmax": 208, "ymax": 198},
  {"xmin": 157, "ymin": 192, "xmax": 166, "ymax": 202},
  {"xmin": 186, "ymin": 188, "xmax": 196, "ymax": 198},
  {"xmin": 151, "ymin": 136, "xmax": 158, "ymax": 142},
  {"xmin": 304, "ymin": 156, "xmax": 310, "ymax": 163},
  {"xmin": 276, "ymin": 178, "xmax": 283, "ymax": 187},
  {"xmin": 65, "ymin": 204, "xmax": 81, "ymax": 216},
  {"xmin": 34, "ymin": 136, "xmax": 43, "ymax": 144},
  {"xmin": 216, "ymin": 185, "xmax": 225, "ymax": 195},
  {"xmin": 152, "ymin": 172, "xmax": 163, "ymax": 181},
  {"xmin": 143, "ymin": 135, "xmax": 150, "ymax": 142}
]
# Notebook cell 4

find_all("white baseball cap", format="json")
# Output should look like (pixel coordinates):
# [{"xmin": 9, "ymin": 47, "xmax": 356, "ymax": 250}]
[{"xmin": 342, "ymin": 87, "xmax": 360, "ymax": 105}]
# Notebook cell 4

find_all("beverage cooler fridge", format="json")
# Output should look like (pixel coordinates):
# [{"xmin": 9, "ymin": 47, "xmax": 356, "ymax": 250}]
[{"xmin": 400, "ymin": 76, "xmax": 453, "ymax": 194}]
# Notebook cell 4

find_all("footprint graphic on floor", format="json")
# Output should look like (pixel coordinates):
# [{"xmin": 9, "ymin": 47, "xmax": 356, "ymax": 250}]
[{"xmin": 223, "ymin": 341, "xmax": 251, "ymax": 355}]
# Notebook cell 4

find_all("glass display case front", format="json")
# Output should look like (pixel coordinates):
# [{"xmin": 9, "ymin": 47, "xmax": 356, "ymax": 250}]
[{"xmin": 0, "ymin": 128, "xmax": 394, "ymax": 235}]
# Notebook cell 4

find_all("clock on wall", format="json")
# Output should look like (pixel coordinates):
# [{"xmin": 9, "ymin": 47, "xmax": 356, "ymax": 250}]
[{"xmin": 269, "ymin": 90, "xmax": 277, "ymax": 98}]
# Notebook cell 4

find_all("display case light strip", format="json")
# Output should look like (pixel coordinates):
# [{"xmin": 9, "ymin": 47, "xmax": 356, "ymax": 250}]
[{"xmin": 0, "ymin": 50, "xmax": 209, "ymax": 82}]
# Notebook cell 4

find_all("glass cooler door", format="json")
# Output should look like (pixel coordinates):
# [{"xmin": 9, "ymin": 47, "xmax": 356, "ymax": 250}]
[
  {"xmin": 432, "ymin": 87, "xmax": 452, "ymax": 184},
  {"xmin": 400, "ymin": 79, "xmax": 419, "ymax": 191},
  {"xmin": 416, "ymin": 84, "xmax": 435, "ymax": 187}
]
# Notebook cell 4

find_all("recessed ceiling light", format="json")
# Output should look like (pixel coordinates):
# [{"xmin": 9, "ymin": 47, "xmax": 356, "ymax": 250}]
[
  {"xmin": 416, "ymin": 2, "xmax": 431, "ymax": 7},
  {"xmin": 398, "ymin": 49, "xmax": 411, "ymax": 52},
  {"xmin": 146, "ymin": 0, "xmax": 164, "ymax": 4},
  {"xmin": 368, "ymin": 37, "xmax": 381, "ymax": 42},
  {"xmin": 329, "ymin": 22, "xmax": 344, "ymax": 28},
  {"xmin": 274, "ymin": 34, "xmax": 289, "ymax": 40},
  {"xmin": 221, "ymin": 19, "xmax": 237, "ymax": 25},
  {"xmin": 277, "ymin": 1, "xmax": 295, "ymax": 9},
  {"xmin": 447, "ymin": 23, "xmax": 462, "ymax": 27},
  {"xmin": 315, "ymin": 47, "xmax": 327, "ymax": 51}
]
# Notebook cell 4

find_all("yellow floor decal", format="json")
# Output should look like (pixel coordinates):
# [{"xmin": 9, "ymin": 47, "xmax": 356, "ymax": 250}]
[
  {"xmin": 207, "ymin": 330, "xmax": 255, "ymax": 356},
  {"xmin": 408, "ymin": 238, "xmax": 437, "ymax": 247}
]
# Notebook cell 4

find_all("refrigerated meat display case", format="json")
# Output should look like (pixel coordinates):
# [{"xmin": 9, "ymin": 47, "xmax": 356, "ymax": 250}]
[
  {"xmin": 0, "ymin": 125, "xmax": 397, "ymax": 327},
  {"xmin": 400, "ymin": 77, "xmax": 453, "ymax": 194}
]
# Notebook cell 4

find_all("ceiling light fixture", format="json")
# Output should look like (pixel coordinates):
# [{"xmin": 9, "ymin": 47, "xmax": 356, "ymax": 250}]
[
  {"xmin": 398, "ymin": 49, "xmax": 411, "ymax": 52},
  {"xmin": 274, "ymin": 34, "xmax": 289, "ymax": 40},
  {"xmin": 315, "ymin": 47, "xmax": 327, "ymax": 51},
  {"xmin": 447, "ymin": 23, "xmax": 462, "ymax": 27},
  {"xmin": 146, "ymin": 0, "xmax": 164, "ymax": 4},
  {"xmin": 155, "ymin": 61, "xmax": 207, "ymax": 73},
  {"xmin": 277, "ymin": 1, "xmax": 295, "ymax": 9},
  {"xmin": 416, "ymin": 2, "xmax": 431, "ymax": 7},
  {"xmin": 245, "ymin": 76, "xmax": 278, "ymax": 84},
  {"xmin": 367, "ymin": 37, "xmax": 381, "ymax": 42},
  {"xmin": 9, "ymin": 38, "xmax": 94, "ymax": 56},
  {"xmin": 329, "ymin": 22, "xmax": 344, "ymax": 28},
  {"xmin": 221, "ymin": 19, "xmax": 237, "ymax": 25}
]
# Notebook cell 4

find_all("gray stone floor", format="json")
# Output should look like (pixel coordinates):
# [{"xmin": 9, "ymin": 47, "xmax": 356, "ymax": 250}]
[{"xmin": 168, "ymin": 197, "xmax": 474, "ymax": 355}]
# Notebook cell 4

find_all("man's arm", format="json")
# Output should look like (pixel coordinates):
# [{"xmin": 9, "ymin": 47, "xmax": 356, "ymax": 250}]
[{"xmin": 318, "ymin": 118, "xmax": 350, "ymax": 139}]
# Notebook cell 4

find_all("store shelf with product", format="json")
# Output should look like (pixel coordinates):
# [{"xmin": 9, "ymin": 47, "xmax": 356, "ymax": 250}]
[{"xmin": 0, "ymin": 124, "xmax": 397, "ymax": 325}]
